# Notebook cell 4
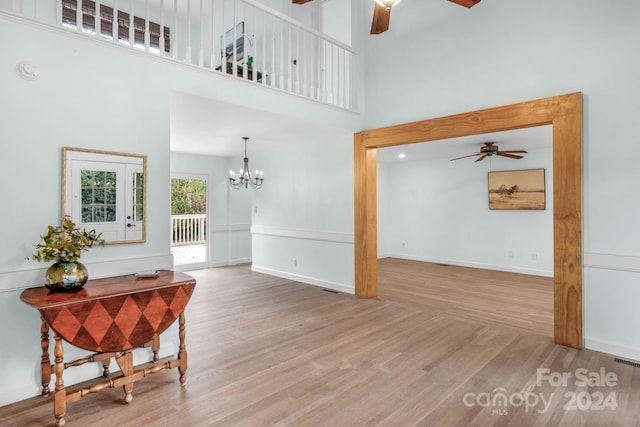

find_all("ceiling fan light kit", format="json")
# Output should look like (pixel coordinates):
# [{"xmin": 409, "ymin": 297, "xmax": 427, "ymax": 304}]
[
  {"xmin": 450, "ymin": 142, "xmax": 528, "ymax": 162},
  {"xmin": 448, "ymin": 0, "xmax": 481, "ymax": 7},
  {"xmin": 294, "ymin": 0, "xmax": 481, "ymax": 35},
  {"xmin": 375, "ymin": 0, "xmax": 401, "ymax": 10}
]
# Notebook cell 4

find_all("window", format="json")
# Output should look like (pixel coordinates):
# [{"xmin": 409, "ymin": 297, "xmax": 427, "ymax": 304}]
[{"xmin": 61, "ymin": 0, "xmax": 170, "ymax": 53}]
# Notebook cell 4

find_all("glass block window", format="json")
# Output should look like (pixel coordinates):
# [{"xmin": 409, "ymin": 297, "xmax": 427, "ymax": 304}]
[
  {"xmin": 81, "ymin": 170, "xmax": 117, "ymax": 223},
  {"xmin": 132, "ymin": 172, "xmax": 144, "ymax": 221}
]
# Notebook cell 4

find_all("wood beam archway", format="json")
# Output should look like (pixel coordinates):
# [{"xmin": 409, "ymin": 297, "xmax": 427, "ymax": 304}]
[{"xmin": 354, "ymin": 93, "xmax": 583, "ymax": 349}]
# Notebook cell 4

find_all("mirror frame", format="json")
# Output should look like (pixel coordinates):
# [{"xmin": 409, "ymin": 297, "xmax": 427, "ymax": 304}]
[
  {"xmin": 354, "ymin": 92, "xmax": 583, "ymax": 349},
  {"xmin": 62, "ymin": 147, "xmax": 147, "ymax": 244}
]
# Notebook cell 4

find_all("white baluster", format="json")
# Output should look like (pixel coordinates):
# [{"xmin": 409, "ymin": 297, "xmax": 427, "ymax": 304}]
[
  {"xmin": 144, "ymin": 0, "xmax": 150, "ymax": 51},
  {"xmin": 210, "ymin": 0, "xmax": 216, "ymax": 70},
  {"xmin": 198, "ymin": 0, "xmax": 203, "ymax": 66},
  {"xmin": 172, "ymin": 0, "xmax": 178, "ymax": 60},
  {"xmin": 75, "ymin": 0, "xmax": 81, "ymax": 32},
  {"xmin": 128, "ymin": 0, "xmax": 134, "ymax": 48},
  {"xmin": 95, "ymin": 0, "xmax": 101, "ymax": 37},
  {"xmin": 158, "ymin": 0, "xmax": 164, "ymax": 53},
  {"xmin": 186, "ymin": 0, "xmax": 192, "ymax": 62},
  {"xmin": 113, "ymin": 0, "xmax": 119, "ymax": 45}
]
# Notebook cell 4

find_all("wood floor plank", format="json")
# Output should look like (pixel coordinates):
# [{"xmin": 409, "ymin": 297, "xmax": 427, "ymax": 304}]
[{"xmin": 1, "ymin": 260, "xmax": 638, "ymax": 426}]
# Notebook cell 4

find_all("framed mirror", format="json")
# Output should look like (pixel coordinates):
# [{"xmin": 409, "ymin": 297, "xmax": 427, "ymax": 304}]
[{"xmin": 62, "ymin": 147, "xmax": 146, "ymax": 244}]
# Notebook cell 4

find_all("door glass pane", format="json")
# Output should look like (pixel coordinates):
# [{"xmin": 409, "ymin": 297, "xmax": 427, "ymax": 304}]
[
  {"xmin": 171, "ymin": 178, "xmax": 207, "ymax": 266},
  {"xmin": 81, "ymin": 169, "xmax": 117, "ymax": 223}
]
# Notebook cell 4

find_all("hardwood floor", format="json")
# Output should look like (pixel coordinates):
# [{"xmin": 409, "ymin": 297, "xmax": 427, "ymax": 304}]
[{"xmin": 2, "ymin": 260, "xmax": 639, "ymax": 426}]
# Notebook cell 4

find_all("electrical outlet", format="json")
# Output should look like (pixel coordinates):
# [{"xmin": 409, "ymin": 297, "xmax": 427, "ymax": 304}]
[
  {"xmin": 507, "ymin": 250, "xmax": 514, "ymax": 258},
  {"xmin": 293, "ymin": 258, "xmax": 297, "ymax": 267},
  {"xmin": 531, "ymin": 253, "xmax": 539, "ymax": 261}
]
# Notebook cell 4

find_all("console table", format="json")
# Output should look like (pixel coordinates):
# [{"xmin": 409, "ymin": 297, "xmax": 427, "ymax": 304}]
[{"xmin": 20, "ymin": 271, "xmax": 196, "ymax": 427}]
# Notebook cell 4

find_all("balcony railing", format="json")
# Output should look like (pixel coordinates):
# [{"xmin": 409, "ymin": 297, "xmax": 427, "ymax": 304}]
[
  {"xmin": 2, "ymin": 0, "xmax": 355, "ymax": 110},
  {"xmin": 172, "ymin": 214, "xmax": 206, "ymax": 246}
]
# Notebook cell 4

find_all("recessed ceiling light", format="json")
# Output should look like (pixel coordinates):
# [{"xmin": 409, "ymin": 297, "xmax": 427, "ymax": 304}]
[{"xmin": 398, "ymin": 153, "xmax": 406, "ymax": 159}]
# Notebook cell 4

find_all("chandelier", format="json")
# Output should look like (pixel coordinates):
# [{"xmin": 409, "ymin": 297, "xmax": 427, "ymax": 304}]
[
  {"xmin": 229, "ymin": 137, "xmax": 264, "ymax": 189},
  {"xmin": 375, "ymin": 0, "xmax": 401, "ymax": 9}
]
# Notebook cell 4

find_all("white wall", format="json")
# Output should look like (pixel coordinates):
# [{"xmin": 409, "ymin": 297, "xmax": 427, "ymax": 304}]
[
  {"xmin": 170, "ymin": 151, "xmax": 252, "ymax": 267},
  {"xmin": 362, "ymin": 0, "xmax": 640, "ymax": 359},
  {"xmin": 251, "ymin": 135, "xmax": 354, "ymax": 293},
  {"xmin": 379, "ymin": 148, "xmax": 553, "ymax": 276},
  {"xmin": 0, "ymin": 11, "xmax": 360, "ymax": 406}
]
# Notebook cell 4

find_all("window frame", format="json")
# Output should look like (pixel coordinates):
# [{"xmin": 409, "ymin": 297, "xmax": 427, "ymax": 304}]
[{"xmin": 62, "ymin": 147, "xmax": 147, "ymax": 244}]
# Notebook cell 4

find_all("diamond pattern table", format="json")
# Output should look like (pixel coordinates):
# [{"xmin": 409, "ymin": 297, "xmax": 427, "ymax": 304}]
[{"xmin": 21, "ymin": 271, "xmax": 196, "ymax": 427}]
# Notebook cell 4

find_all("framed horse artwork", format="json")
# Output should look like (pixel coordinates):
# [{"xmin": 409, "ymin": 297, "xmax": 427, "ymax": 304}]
[{"xmin": 488, "ymin": 168, "xmax": 545, "ymax": 210}]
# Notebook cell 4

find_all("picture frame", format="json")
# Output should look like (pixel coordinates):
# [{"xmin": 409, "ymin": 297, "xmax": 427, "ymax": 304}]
[
  {"xmin": 488, "ymin": 168, "xmax": 545, "ymax": 210},
  {"xmin": 62, "ymin": 147, "xmax": 147, "ymax": 244},
  {"xmin": 221, "ymin": 21, "xmax": 244, "ymax": 62}
]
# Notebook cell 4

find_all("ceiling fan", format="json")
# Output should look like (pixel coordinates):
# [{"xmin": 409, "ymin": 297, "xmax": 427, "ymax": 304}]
[
  {"xmin": 450, "ymin": 142, "xmax": 528, "ymax": 162},
  {"xmin": 292, "ymin": 0, "xmax": 481, "ymax": 35}
]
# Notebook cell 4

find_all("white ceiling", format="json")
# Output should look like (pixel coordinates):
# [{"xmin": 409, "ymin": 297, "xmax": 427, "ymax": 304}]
[
  {"xmin": 376, "ymin": 125, "xmax": 553, "ymax": 163},
  {"xmin": 170, "ymin": 92, "xmax": 351, "ymax": 157},
  {"xmin": 170, "ymin": 90, "xmax": 552, "ymax": 160}
]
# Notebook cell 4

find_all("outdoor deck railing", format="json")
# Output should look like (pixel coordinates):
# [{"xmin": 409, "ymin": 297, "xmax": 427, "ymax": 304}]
[
  {"xmin": 172, "ymin": 214, "xmax": 206, "ymax": 246},
  {"xmin": 2, "ymin": 0, "xmax": 355, "ymax": 110}
]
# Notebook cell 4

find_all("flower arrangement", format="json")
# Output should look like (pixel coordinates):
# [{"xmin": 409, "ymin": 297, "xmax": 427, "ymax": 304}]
[{"xmin": 28, "ymin": 216, "xmax": 105, "ymax": 263}]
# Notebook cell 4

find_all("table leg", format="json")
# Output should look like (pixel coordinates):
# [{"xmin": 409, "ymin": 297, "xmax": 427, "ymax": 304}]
[
  {"xmin": 53, "ymin": 333, "xmax": 66, "ymax": 427},
  {"xmin": 40, "ymin": 317, "xmax": 51, "ymax": 397},
  {"xmin": 178, "ymin": 312, "xmax": 188, "ymax": 386},
  {"xmin": 152, "ymin": 336, "xmax": 160, "ymax": 363},
  {"xmin": 101, "ymin": 358, "xmax": 110, "ymax": 377},
  {"xmin": 115, "ymin": 351, "xmax": 134, "ymax": 404}
]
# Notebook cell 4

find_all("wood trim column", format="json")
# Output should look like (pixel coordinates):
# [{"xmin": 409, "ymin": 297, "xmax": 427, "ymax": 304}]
[
  {"xmin": 552, "ymin": 94, "xmax": 583, "ymax": 349},
  {"xmin": 354, "ymin": 132, "xmax": 378, "ymax": 298},
  {"xmin": 353, "ymin": 92, "xmax": 583, "ymax": 349}
]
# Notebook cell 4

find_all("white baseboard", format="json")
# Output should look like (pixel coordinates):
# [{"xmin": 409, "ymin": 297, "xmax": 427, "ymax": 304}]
[
  {"xmin": 0, "ymin": 254, "xmax": 173, "ymax": 293},
  {"xmin": 380, "ymin": 254, "xmax": 553, "ymax": 277},
  {"xmin": 584, "ymin": 337, "xmax": 640, "ymax": 362},
  {"xmin": 251, "ymin": 265, "xmax": 354, "ymax": 295}
]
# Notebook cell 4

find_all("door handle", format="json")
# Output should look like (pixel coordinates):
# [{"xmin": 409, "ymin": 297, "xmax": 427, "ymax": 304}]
[{"xmin": 127, "ymin": 223, "xmax": 136, "ymax": 228}]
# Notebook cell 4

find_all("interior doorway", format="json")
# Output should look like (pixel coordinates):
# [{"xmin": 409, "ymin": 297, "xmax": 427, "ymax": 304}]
[
  {"xmin": 353, "ymin": 93, "xmax": 583, "ymax": 349},
  {"xmin": 171, "ymin": 174, "xmax": 208, "ymax": 270}
]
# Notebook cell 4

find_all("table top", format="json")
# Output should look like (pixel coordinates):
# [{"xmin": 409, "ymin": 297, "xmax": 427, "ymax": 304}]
[
  {"xmin": 20, "ymin": 270, "xmax": 195, "ymax": 309},
  {"xmin": 20, "ymin": 270, "xmax": 197, "ymax": 352}
]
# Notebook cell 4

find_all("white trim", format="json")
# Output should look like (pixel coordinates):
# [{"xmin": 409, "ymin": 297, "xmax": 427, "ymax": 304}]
[
  {"xmin": 584, "ymin": 252, "xmax": 640, "ymax": 273},
  {"xmin": 251, "ymin": 225, "xmax": 353, "ymax": 244},
  {"xmin": 379, "ymin": 254, "xmax": 553, "ymax": 277},
  {"xmin": 0, "ymin": 254, "xmax": 173, "ymax": 293},
  {"xmin": 212, "ymin": 224, "xmax": 251, "ymax": 233},
  {"xmin": 251, "ymin": 265, "xmax": 354, "ymax": 294},
  {"xmin": 584, "ymin": 337, "xmax": 640, "ymax": 362}
]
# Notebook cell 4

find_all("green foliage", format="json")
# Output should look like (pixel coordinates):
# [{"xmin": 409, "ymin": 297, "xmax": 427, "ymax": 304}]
[
  {"xmin": 28, "ymin": 216, "xmax": 105, "ymax": 263},
  {"xmin": 171, "ymin": 178, "xmax": 206, "ymax": 215}
]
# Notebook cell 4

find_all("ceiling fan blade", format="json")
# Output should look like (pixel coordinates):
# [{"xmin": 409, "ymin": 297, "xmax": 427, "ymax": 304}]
[
  {"xmin": 448, "ymin": 0, "xmax": 481, "ymax": 8},
  {"xmin": 370, "ymin": 2, "xmax": 391, "ymax": 35},
  {"xmin": 450, "ymin": 153, "xmax": 481, "ymax": 161},
  {"xmin": 474, "ymin": 154, "xmax": 488, "ymax": 162},
  {"xmin": 292, "ymin": 0, "xmax": 314, "ymax": 4},
  {"xmin": 498, "ymin": 150, "xmax": 528, "ymax": 154},
  {"xmin": 497, "ymin": 153, "xmax": 524, "ymax": 159}
]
